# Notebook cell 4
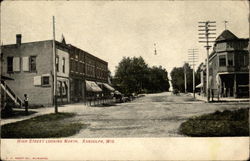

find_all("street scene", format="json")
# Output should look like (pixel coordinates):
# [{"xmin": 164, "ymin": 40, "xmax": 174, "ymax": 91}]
[
  {"xmin": 1, "ymin": 1, "xmax": 249, "ymax": 160},
  {"xmin": 0, "ymin": 1, "xmax": 249, "ymax": 139},
  {"xmin": 1, "ymin": 92, "xmax": 249, "ymax": 138},
  {"xmin": 69, "ymin": 92, "xmax": 249, "ymax": 137}
]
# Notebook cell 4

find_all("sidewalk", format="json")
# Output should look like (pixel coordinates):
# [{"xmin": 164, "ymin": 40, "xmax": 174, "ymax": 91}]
[
  {"xmin": 194, "ymin": 93, "xmax": 250, "ymax": 103},
  {"xmin": 1, "ymin": 103, "xmax": 89, "ymax": 126}
]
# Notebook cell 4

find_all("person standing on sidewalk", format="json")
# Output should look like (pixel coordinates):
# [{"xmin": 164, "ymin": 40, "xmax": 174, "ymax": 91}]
[{"xmin": 24, "ymin": 94, "xmax": 29, "ymax": 114}]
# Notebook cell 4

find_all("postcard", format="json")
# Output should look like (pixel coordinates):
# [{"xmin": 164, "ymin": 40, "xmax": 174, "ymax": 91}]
[{"xmin": 1, "ymin": 0, "xmax": 249, "ymax": 160}]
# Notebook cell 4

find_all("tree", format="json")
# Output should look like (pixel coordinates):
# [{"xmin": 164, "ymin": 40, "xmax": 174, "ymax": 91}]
[
  {"xmin": 114, "ymin": 56, "xmax": 149, "ymax": 95},
  {"xmin": 114, "ymin": 56, "xmax": 170, "ymax": 95},
  {"xmin": 146, "ymin": 66, "xmax": 170, "ymax": 93},
  {"xmin": 170, "ymin": 63, "xmax": 193, "ymax": 93},
  {"xmin": 195, "ymin": 62, "xmax": 203, "ymax": 85}
]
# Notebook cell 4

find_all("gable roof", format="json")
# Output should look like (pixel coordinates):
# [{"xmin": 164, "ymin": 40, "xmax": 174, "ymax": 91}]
[{"xmin": 215, "ymin": 29, "xmax": 238, "ymax": 42}]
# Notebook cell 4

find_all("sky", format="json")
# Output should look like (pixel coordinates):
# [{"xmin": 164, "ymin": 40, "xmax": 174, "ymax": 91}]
[{"xmin": 1, "ymin": 1, "xmax": 249, "ymax": 76}]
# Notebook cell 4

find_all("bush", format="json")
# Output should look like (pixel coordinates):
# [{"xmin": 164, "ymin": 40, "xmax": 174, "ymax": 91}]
[
  {"xmin": 1, "ymin": 112, "xmax": 86, "ymax": 138},
  {"xmin": 179, "ymin": 108, "xmax": 249, "ymax": 137}
]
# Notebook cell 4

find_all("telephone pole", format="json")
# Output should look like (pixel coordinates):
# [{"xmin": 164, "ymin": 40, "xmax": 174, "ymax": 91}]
[
  {"xmin": 188, "ymin": 49, "xmax": 198, "ymax": 98},
  {"xmin": 183, "ymin": 61, "xmax": 187, "ymax": 93},
  {"xmin": 198, "ymin": 21, "xmax": 216, "ymax": 102},
  {"xmin": 52, "ymin": 16, "xmax": 58, "ymax": 113}
]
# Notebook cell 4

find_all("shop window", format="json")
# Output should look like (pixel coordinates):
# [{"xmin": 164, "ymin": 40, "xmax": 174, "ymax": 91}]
[{"xmin": 219, "ymin": 55, "xmax": 226, "ymax": 67}]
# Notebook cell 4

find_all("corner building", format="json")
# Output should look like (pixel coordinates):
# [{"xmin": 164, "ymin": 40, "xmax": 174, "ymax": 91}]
[{"xmin": 1, "ymin": 34, "xmax": 113, "ymax": 107}]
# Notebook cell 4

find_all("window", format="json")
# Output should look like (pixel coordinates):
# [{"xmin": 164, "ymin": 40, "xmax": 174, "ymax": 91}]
[
  {"xmin": 7, "ymin": 57, "xmax": 13, "ymax": 72},
  {"xmin": 219, "ymin": 55, "xmax": 226, "ymax": 67},
  {"xmin": 42, "ymin": 76, "xmax": 50, "ymax": 85},
  {"xmin": 244, "ymin": 55, "xmax": 249, "ymax": 66},
  {"xmin": 13, "ymin": 57, "xmax": 21, "ymax": 72},
  {"xmin": 30, "ymin": 56, "xmax": 37, "ymax": 72},
  {"xmin": 209, "ymin": 67, "xmax": 213, "ymax": 76},
  {"xmin": 227, "ymin": 54, "xmax": 234, "ymax": 66},
  {"xmin": 80, "ymin": 63, "xmax": 84, "ymax": 74},
  {"xmin": 22, "ymin": 57, "xmax": 29, "ymax": 71},
  {"xmin": 56, "ymin": 57, "xmax": 59, "ymax": 72},
  {"xmin": 74, "ymin": 61, "xmax": 77, "ymax": 72},
  {"xmin": 34, "ymin": 76, "xmax": 42, "ymax": 86},
  {"xmin": 239, "ymin": 54, "xmax": 248, "ymax": 67},
  {"xmin": 62, "ymin": 58, "xmax": 65, "ymax": 73},
  {"xmin": 70, "ymin": 60, "xmax": 73, "ymax": 72},
  {"xmin": 34, "ymin": 75, "xmax": 50, "ymax": 86}
]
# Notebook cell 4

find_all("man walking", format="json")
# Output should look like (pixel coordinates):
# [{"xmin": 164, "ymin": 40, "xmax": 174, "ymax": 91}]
[{"xmin": 24, "ymin": 94, "xmax": 29, "ymax": 114}]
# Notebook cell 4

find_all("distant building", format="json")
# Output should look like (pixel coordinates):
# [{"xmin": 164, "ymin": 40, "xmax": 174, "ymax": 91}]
[
  {"xmin": 1, "ymin": 34, "xmax": 114, "ymax": 107},
  {"xmin": 200, "ymin": 30, "xmax": 249, "ymax": 98}
]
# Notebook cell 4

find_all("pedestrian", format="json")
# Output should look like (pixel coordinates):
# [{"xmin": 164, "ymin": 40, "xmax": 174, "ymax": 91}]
[{"xmin": 24, "ymin": 94, "xmax": 29, "ymax": 114}]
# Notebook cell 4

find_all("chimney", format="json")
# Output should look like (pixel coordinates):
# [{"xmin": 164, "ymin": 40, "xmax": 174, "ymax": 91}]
[{"xmin": 16, "ymin": 34, "xmax": 22, "ymax": 46}]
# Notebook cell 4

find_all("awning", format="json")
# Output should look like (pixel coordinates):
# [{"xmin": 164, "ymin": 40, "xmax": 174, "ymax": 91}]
[
  {"xmin": 103, "ymin": 83, "xmax": 115, "ymax": 91},
  {"xmin": 196, "ymin": 83, "xmax": 203, "ymax": 88},
  {"xmin": 86, "ymin": 80, "xmax": 102, "ymax": 92}
]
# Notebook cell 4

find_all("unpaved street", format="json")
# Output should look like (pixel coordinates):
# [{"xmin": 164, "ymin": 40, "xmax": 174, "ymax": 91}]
[{"xmin": 64, "ymin": 92, "xmax": 248, "ymax": 137}]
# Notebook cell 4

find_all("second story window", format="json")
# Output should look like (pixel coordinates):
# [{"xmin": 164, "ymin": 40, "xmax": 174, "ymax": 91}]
[
  {"xmin": 30, "ymin": 56, "xmax": 37, "ymax": 72},
  {"xmin": 227, "ymin": 54, "xmax": 234, "ymax": 66},
  {"xmin": 244, "ymin": 55, "xmax": 249, "ymax": 66},
  {"xmin": 219, "ymin": 55, "xmax": 226, "ymax": 67},
  {"xmin": 56, "ymin": 57, "xmax": 59, "ymax": 72},
  {"xmin": 62, "ymin": 58, "xmax": 65, "ymax": 73},
  {"xmin": 239, "ymin": 54, "xmax": 249, "ymax": 67},
  {"xmin": 7, "ymin": 57, "xmax": 13, "ymax": 73}
]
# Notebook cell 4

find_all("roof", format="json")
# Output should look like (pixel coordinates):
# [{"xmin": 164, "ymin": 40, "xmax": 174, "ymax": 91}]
[{"xmin": 215, "ymin": 29, "xmax": 238, "ymax": 42}]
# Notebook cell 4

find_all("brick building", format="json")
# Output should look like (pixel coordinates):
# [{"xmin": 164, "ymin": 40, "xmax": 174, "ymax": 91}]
[
  {"xmin": 200, "ymin": 30, "xmax": 249, "ymax": 98},
  {"xmin": 1, "ymin": 34, "xmax": 113, "ymax": 107},
  {"xmin": 68, "ymin": 44, "xmax": 113, "ymax": 104}
]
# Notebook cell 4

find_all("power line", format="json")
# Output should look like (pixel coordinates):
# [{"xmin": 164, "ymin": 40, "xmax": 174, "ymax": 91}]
[
  {"xmin": 188, "ymin": 49, "xmax": 198, "ymax": 98},
  {"xmin": 198, "ymin": 21, "xmax": 216, "ymax": 102}
]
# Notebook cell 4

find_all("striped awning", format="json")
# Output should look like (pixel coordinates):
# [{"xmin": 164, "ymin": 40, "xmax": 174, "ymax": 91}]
[
  {"xmin": 103, "ymin": 83, "xmax": 115, "ymax": 91},
  {"xmin": 86, "ymin": 80, "xmax": 102, "ymax": 92},
  {"xmin": 196, "ymin": 83, "xmax": 203, "ymax": 88}
]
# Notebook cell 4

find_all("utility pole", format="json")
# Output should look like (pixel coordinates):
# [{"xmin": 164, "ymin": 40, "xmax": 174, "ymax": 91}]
[
  {"xmin": 188, "ymin": 49, "xmax": 198, "ymax": 98},
  {"xmin": 198, "ymin": 21, "xmax": 216, "ymax": 102},
  {"xmin": 52, "ymin": 16, "xmax": 58, "ymax": 113},
  {"xmin": 154, "ymin": 43, "xmax": 157, "ymax": 55},
  {"xmin": 248, "ymin": 0, "xmax": 250, "ymax": 143},
  {"xmin": 183, "ymin": 62, "xmax": 187, "ymax": 93}
]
